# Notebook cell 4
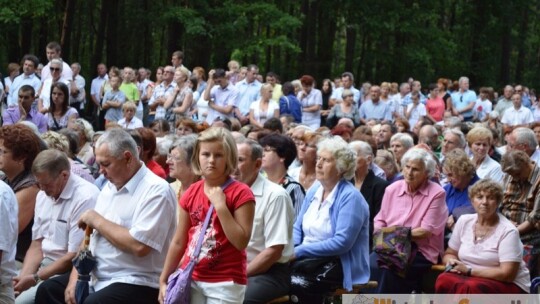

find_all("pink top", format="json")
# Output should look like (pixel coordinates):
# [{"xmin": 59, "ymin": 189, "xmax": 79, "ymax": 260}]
[
  {"xmin": 374, "ymin": 180, "xmax": 448, "ymax": 264},
  {"xmin": 449, "ymin": 213, "xmax": 530, "ymax": 292}
]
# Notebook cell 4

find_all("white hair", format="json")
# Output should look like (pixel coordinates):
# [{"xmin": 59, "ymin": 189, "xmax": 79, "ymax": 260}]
[
  {"xmin": 401, "ymin": 148, "xmax": 437, "ymax": 178},
  {"xmin": 318, "ymin": 136, "xmax": 357, "ymax": 180},
  {"xmin": 390, "ymin": 133, "xmax": 414, "ymax": 149},
  {"xmin": 349, "ymin": 140, "xmax": 373, "ymax": 158}
]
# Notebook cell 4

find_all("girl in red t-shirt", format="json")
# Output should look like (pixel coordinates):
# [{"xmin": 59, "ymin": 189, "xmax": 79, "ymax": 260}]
[{"xmin": 159, "ymin": 127, "xmax": 255, "ymax": 303}]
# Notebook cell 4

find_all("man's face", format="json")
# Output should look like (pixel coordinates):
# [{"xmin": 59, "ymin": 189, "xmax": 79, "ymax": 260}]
[
  {"xmin": 442, "ymin": 133, "xmax": 460, "ymax": 155},
  {"xmin": 138, "ymin": 69, "xmax": 147, "ymax": 81},
  {"xmin": 35, "ymin": 170, "xmax": 68, "ymax": 199},
  {"xmin": 97, "ymin": 64, "xmax": 107, "ymax": 77},
  {"xmin": 419, "ymin": 128, "xmax": 438, "ymax": 150},
  {"xmin": 412, "ymin": 81, "xmax": 421, "ymax": 92},
  {"xmin": 95, "ymin": 143, "xmax": 132, "ymax": 189},
  {"xmin": 163, "ymin": 67, "xmax": 175, "ymax": 83},
  {"xmin": 341, "ymin": 76, "xmax": 352, "ymax": 89},
  {"xmin": 171, "ymin": 55, "xmax": 181, "ymax": 67},
  {"xmin": 266, "ymin": 75, "xmax": 276, "ymax": 85},
  {"xmin": 46, "ymin": 48, "xmax": 60, "ymax": 61},
  {"xmin": 400, "ymin": 84, "xmax": 410, "ymax": 95},
  {"xmin": 71, "ymin": 64, "xmax": 80, "ymax": 75},
  {"xmin": 246, "ymin": 68, "xmax": 258, "ymax": 83},
  {"xmin": 459, "ymin": 80, "xmax": 470, "ymax": 92},
  {"xmin": 232, "ymin": 143, "xmax": 260, "ymax": 186},
  {"xmin": 512, "ymin": 94, "xmax": 522, "ymax": 108},
  {"xmin": 18, "ymin": 90, "xmax": 34, "ymax": 111},
  {"xmin": 23, "ymin": 60, "xmax": 35, "ymax": 75},
  {"xmin": 503, "ymin": 86, "xmax": 514, "ymax": 99},
  {"xmin": 370, "ymin": 87, "xmax": 381, "ymax": 101},
  {"xmin": 377, "ymin": 125, "xmax": 392, "ymax": 145}
]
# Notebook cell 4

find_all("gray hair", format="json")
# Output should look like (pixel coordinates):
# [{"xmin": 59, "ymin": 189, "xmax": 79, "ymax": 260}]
[
  {"xmin": 73, "ymin": 118, "xmax": 94, "ymax": 141},
  {"xmin": 235, "ymin": 137, "xmax": 263, "ymax": 160},
  {"xmin": 459, "ymin": 76, "xmax": 469, "ymax": 84},
  {"xmin": 156, "ymin": 134, "xmax": 176, "ymax": 156},
  {"xmin": 50, "ymin": 58, "xmax": 63, "ymax": 70},
  {"xmin": 513, "ymin": 127, "xmax": 538, "ymax": 151},
  {"xmin": 401, "ymin": 148, "xmax": 437, "ymax": 178},
  {"xmin": 32, "ymin": 149, "xmax": 71, "ymax": 177},
  {"xmin": 95, "ymin": 129, "xmax": 139, "ymax": 160},
  {"xmin": 170, "ymin": 134, "xmax": 197, "ymax": 164},
  {"xmin": 318, "ymin": 136, "xmax": 357, "ymax": 180},
  {"xmin": 443, "ymin": 128, "xmax": 467, "ymax": 149},
  {"xmin": 349, "ymin": 140, "xmax": 373, "ymax": 158},
  {"xmin": 445, "ymin": 116, "xmax": 461, "ymax": 129},
  {"xmin": 390, "ymin": 133, "xmax": 414, "ymax": 149}
]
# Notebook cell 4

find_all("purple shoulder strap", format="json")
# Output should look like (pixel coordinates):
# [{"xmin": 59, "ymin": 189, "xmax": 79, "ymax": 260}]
[{"xmin": 191, "ymin": 178, "xmax": 234, "ymax": 259}]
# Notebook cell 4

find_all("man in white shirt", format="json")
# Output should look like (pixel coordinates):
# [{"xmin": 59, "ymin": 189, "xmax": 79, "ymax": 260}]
[
  {"xmin": 7, "ymin": 55, "xmax": 42, "ymax": 107},
  {"xmin": 69, "ymin": 63, "xmax": 86, "ymax": 114},
  {"xmin": 14, "ymin": 150, "xmax": 99, "ymax": 304},
  {"xmin": 204, "ymin": 69, "xmax": 238, "ymax": 125},
  {"xmin": 36, "ymin": 129, "xmax": 177, "ymax": 304},
  {"xmin": 329, "ymin": 72, "xmax": 361, "ymax": 107},
  {"xmin": 40, "ymin": 42, "xmax": 72, "ymax": 83},
  {"xmin": 506, "ymin": 127, "xmax": 540, "ymax": 163},
  {"xmin": 234, "ymin": 64, "xmax": 262, "ymax": 125},
  {"xmin": 502, "ymin": 93, "xmax": 534, "ymax": 134},
  {"xmin": 0, "ymin": 180, "xmax": 18, "ymax": 304},
  {"xmin": 233, "ymin": 138, "xmax": 294, "ymax": 304}
]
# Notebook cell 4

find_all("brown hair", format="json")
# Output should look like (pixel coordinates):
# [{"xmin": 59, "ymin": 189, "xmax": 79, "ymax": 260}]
[{"xmin": 0, "ymin": 125, "xmax": 42, "ymax": 170}]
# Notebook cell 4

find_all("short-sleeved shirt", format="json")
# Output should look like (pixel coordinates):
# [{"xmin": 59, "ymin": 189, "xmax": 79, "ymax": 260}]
[
  {"xmin": 149, "ymin": 82, "xmax": 176, "ymax": 119},
  {"xmin": 359, "ymin": 99, "xmax": 392, "ymax": 122},
  {"xmin": 374, "ymin": 180, "xmax": 448, "ymax": 264},
  {"xmin": 33, "ymin": 174, "xmax": 99, "ymax": 261},
  {"xmin": 206, "ymin": 84, "xmax": 238, "ymax": 124},
  {"xmin": 406, "ymin": 103, "xmax": 426, "ymax": 129},
  {"xmin": 449, "ymin": 214, "xmax": 530, "ymax": 292},
  {"xmin": 235, "ymin": 80, "xmax": 262, "ymax": 115},
  {"xmin": 474, "ymin": 99, "xmax": 493, "ymax": 121},
  {"xmin": 426, "ymin": 97, "xmax": 446, "ymax": 122},
  {"xmin": 103, "ymin": 90, "xmax": 126, "ymax": 122},
  {"xmin": 91, "ymin": 75, "xmax": 108, "ymax": 105},
  {"xmin": 501, "ymin": 107, "xmax": 535, "ymax": 126},
  {"xmin": 48, "ymin": 107, "xmax": 78, "ymax": 130},
  {"xmin": 247, "ymin": 174, "xmax": 294, "ymax": 264},
  {"xmin": 119, "ymin": 82, "xmax": 140, "ymax": 102},
  {"xmin": 249, "ymin": 100, "xmax": 279, "ymax": 125},
  {"xmin": 0, "ymin": 180, "xmax": 18, "ymax": 285},
  {"xmin": 331, "ymin": 86, "xmax": 361, "ymax": 105},
  {"xmin": 474, "ymin": 156, "xmax": 503, "ymax": 183},
  {"xmin": 451, "ymin": 90, "xmax": 477, "ymax": 119},
  {"xmin": 298, "ymin": 88, "xmax": 323, "ymax": 130},
  {"xmin": 180, "ymin": 179, "xmax": 254, "ymax": 285},
  {"xmin": 90, "ymin": 164, "xmax": 177, "ymax": 291},
  {"xmin": 8, "ymin": 73, "xmax": 42, "ymax": 107}
]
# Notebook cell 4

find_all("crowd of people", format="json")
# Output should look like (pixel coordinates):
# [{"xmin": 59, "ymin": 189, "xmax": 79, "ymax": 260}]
[{"xmin": 0, "ymin": 41, "xmax": 539, "ymax": 304}]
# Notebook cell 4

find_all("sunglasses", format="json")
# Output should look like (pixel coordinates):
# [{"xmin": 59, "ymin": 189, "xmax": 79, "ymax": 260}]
[{"xmin": 50, "ymin": 67, "xmax": 61, "ymax": 72}]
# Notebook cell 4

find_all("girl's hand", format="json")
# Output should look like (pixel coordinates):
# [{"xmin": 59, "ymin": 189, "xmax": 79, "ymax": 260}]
[
  {"xmin": 204, "ymin": 185, "xmax": 227, "ymax": 210},
  {"xmin": 158, "ymin": 282, "xmax": 167, "ymax": 304}
]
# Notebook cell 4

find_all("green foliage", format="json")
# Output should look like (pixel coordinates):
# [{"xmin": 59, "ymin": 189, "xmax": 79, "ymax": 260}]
[{"xmin": 0, "ymin": 0, "xmax": 53, "ymax": 23}]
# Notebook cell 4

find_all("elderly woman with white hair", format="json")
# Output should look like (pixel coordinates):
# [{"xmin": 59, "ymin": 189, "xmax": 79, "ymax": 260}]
[
  {"xmin": 389, "ymin": 132, "xmax": 414, "ymax": 169},
  {"xmin": 291, "ymin": 136, "xmax": 370, "ymax": 303},
  {"xmin": 370, "ymin": 147, "xmax": 448, "ymax": 293}
]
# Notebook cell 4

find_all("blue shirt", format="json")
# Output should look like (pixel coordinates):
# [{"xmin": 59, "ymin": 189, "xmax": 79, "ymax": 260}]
[
  {"xmin": 451, "ymin": 90, "xmax": 477, "ymax": 119},
  {"xmin": 443, "ymin": 174, "xmax": 479, "ymax": 215},
  {"xmin": 235, "ymin": 80, "xmax": 261, "ymax": 115},
  {"xmin": 103, "ymin": 90, "xmax": 126, "ymax": 122},
  {"xmin": 2, "ymin": 107, "xmax": 48, "ymax": 133},
  {"xmin": 359, "ymin": 99, "xmax": 392, "ymax": 121},
  {"xmin": 293, "ymin": 180, "xmax": 370, "ymax": 291},
  {"xmin": 401, "ymin": 92, "xmax": 427, "ymax": 107}
]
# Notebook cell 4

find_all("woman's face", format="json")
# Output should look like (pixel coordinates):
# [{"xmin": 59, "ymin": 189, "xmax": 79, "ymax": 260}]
[
  {"xmin": 396, "ymin": 122, "xmax": 407, "ymax": 133},
  {"xmin": 316, "ymin": 150, "xmax": 340, "ymax": 185},
  {"xmin": 471, "ymin": 190, "xmax": 498, "ymax": 219},
  {"xmin": 0, "ymin": 140, "xmax": 19, "ymax": 174},
  {"xmin": 10, "ymin": 69, "xmax": 20, "ymax": 78},
  {"xmin": 444, "ymin": 169, "xmax": 470, "ymax": 190},
  {"xmin": 174, "ymin": 71, "xmax": 186, "ymax": 83},
  {"xmin": 261, "ymin": 146, "xmax": 282, "ymax": 171},
  {"xmin": 533, "ymin": 126, "xmax": 540, "ymax": 146},
  {"xmin": 300, "ymin": 139, "xmax": 317, "ymax": 164},
  {"xmin": 176, "ymin": 124, "xmax": 194, "ymax": 136},
  {"xmin": 322, "ymin": 81, "xmax": 331, "ymax": 93},
  {"xmin": 302, "ymin": 84, "xmax": 312, "ymax": 94},
  {"xmin": 261, "ymin": 86, "xmax": 273, "ymax": 100},
  {"xmin": 470, "ymin": 139, "xmax": 490, "ymax": 159},
  {"xmin": 355, "ymin": 154, "xmax": 369, "ymax": 174},
  {"xmin": 381, "ymin": 86, "xmax": 389, "ymax": 97},
  {"xmin": 51, "ymin": 86, "xmax": 66, "ymax": 106},
  {"xmin": 156, "ymin": 69, "xmax": 164, "ymax": 82},
  {"xmin": 390, "ymin": 140, "xmax": 407, "ymax": 163},
  {"xmin": 402, "ymin": 159, "xmax": 428, "ymax": 191},
  {"xmin": 167, "ymin": 147, "xmax": 189, "ymax": 180},
  {"xmin": 123, "ymin": 108, "xmax": 135, "ymax": 120}
]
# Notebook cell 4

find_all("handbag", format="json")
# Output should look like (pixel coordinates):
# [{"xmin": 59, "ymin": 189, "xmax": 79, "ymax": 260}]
[
  {"xmin": 373, "ymin": 226, "xmax": 416, "ymax": 278},
  {"xmin": 164, "ymin": 178, "xmax": 234, "ymax": 304}
]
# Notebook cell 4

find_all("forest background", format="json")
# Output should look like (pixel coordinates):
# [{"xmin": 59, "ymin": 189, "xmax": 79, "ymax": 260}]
[{"xmin": 0, "ymin": 0, "xmax": 538, "ymax": 89}]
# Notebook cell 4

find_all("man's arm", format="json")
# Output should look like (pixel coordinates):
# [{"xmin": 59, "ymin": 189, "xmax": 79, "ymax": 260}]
[
  {"xmin": 13, "ymin": 240, "xmax": 44, "ymax": 293},
  {"xmin": 78, "ymin": 210, "xmax": 152, "ymax": 257},
  {"xmin": 247, "ymin": 245, "xmax": 284, "ymax": 276}
]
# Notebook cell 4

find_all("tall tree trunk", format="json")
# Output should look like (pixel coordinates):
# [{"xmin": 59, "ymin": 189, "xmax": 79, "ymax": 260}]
[
  {"xmin": 61, "ymin": 0, "xmax": 76, "ymax": 62},
  {"xmin": 92, "ymin": 0, "xmax": 108, "ymax": 71},
  {"xmin": 499, "ymin": 6, "xmax": 512, "ymax": 85},
  {"xmin": 316, "ymin": 2, "xmax": 337, "ymax": 80},
  {"xmin": 106, "ymin": 0, "xmax": 119, "ymax": 65},
  {"xmin": 20, "ymin": 19, "xmax": 33, "ymax": 56},
  {"xmin": 344, "ymin": 25, "xmax": 356, "ymax": 73},
  {"xmin": 515, "ymin": 6, "xmax": 529, "ymax": 83}
]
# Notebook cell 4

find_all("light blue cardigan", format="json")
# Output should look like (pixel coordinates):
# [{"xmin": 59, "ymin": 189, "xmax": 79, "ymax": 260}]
[{"xmin": 293, "ymin": 179, "xmax": 370, "ymax": 291}]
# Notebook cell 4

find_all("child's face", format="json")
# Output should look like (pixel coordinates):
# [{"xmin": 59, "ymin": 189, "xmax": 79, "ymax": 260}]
[
  {"xmin": 110, "ymin": 77, "xmax": 120, "ymax": 89},
  {"xmin": 198, "ymin": 141, "xmax": 228, "ymax": 180}
]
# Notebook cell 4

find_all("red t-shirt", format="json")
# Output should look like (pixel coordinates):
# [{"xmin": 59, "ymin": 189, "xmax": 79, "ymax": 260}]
[
  {"xmin": 179, "ymin": 179, "xmax": 255, "ymax": 284},
  {"xmin": 426, "ymin": 97, "xmax": 445, "ymax": 122},
  {"xmin": 146, "ymin": 160, "xmax": 167, "ymax": 179}
]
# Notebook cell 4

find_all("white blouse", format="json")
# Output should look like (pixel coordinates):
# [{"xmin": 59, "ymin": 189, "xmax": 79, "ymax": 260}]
[{"xmin": 301, "ymin": 183, "xmax": 338, "ymax": 244}]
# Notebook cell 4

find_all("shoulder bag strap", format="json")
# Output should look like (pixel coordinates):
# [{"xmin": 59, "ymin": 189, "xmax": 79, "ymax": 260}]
[{"xmin": 191, "ymin": 177, "xmax": 234, "ymax": 258}]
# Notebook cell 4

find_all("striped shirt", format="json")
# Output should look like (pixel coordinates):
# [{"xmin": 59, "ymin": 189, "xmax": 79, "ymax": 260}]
[{"xmin": 280, "ymin": 174, "xmax": 305, "ymax": 221}]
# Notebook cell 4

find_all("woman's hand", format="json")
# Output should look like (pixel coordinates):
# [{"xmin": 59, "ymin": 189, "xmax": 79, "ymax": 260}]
[
  {"xmin": 204, "ymin": 185, "xmax": 227, "ymax": 210},
  {"xmin": 447, "ymin": 259, "xmax": 470, "ymax": 275},
  {"xmin": 446, "ymin": 215, "xmax": 455, "ymax": 230}
]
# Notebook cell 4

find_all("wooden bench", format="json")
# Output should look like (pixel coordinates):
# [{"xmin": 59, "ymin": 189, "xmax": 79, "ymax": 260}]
[
  {"xmin": 332, "ymin": 280, "xmax": 378, "ymax": 295},
  {"xmin": 267, "ymin": 295, "xmax": 290, "ymax": 303}
]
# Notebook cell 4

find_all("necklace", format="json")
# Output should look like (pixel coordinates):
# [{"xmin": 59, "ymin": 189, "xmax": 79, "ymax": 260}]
[{"xmin": 473, "ymin": 219, "xmax": 498, "ymax": 243}]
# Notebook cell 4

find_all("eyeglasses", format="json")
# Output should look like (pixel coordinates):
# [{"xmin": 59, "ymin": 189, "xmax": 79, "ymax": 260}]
[
  {"xmin": 50, "ymin": 67, "xmax": 61, "ymax": 72},
  {"xmin": 167, "ymin": 153, "xmax": 182, "ymax": 162}
]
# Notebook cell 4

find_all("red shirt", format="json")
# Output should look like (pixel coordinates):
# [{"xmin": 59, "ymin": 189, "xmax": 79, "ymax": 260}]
[
  {"xmin": 146, "ymin": 160, "xmax": 167, "ymax": 179},
  {"xmin": 180, "ymin": 180, "xmax": 255, "ymax": 284}
]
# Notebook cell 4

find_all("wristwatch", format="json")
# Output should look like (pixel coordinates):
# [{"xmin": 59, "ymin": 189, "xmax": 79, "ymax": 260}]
[{"xmin": 33, "ymin": 273, "xmax": 42, "ymax": 284}]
